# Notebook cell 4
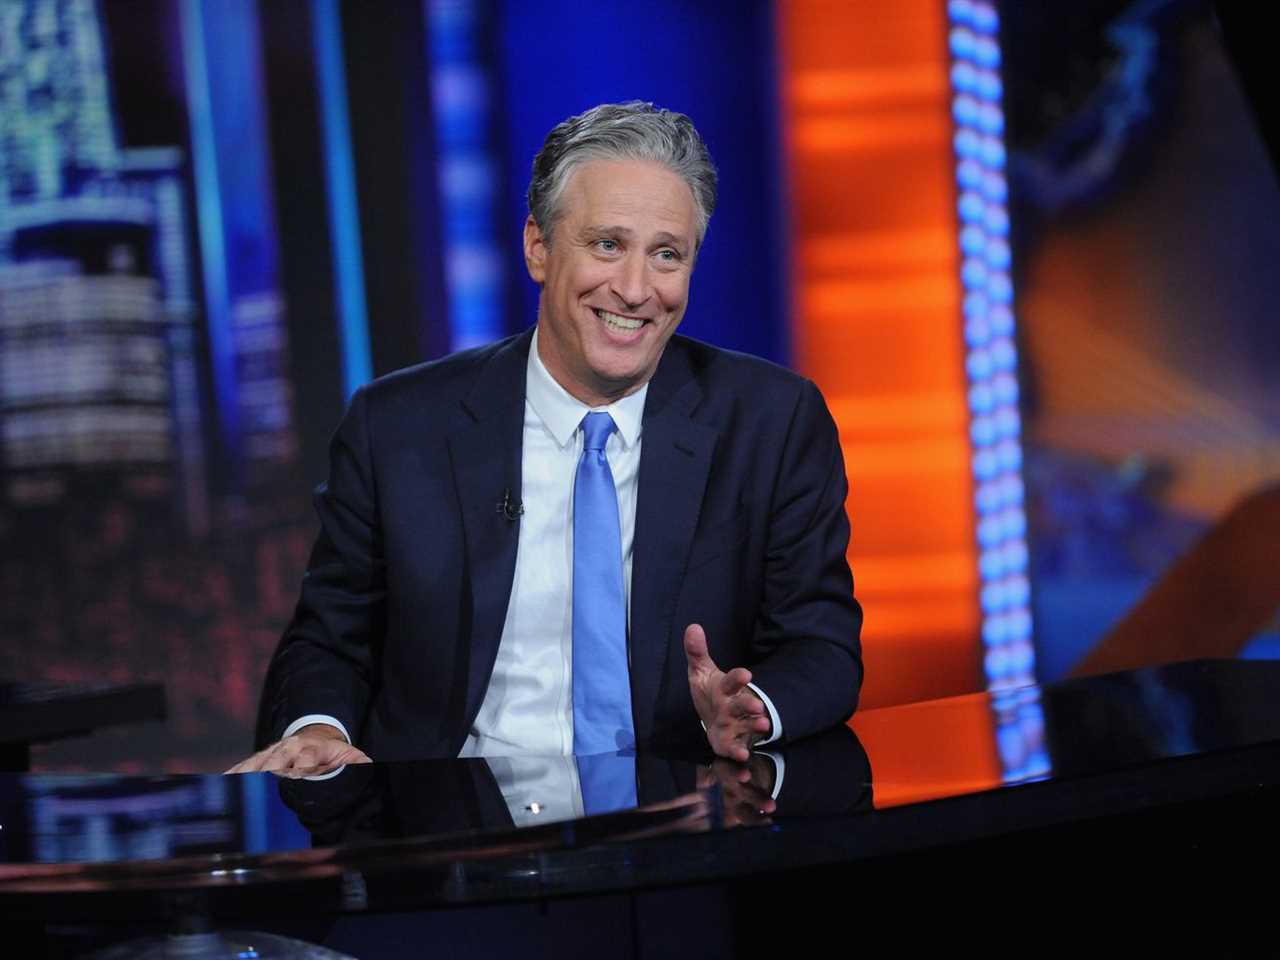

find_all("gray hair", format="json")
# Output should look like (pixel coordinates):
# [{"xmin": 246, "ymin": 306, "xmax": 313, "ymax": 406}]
[{"xmin": 527, "ymin": 101, "xmax": 718, "ymax": 249}]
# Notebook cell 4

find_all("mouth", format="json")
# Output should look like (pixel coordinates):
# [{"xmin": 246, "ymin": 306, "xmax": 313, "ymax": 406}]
[{"xmin": 593, "ymin": 308, "xmax": 647, "ymax": 333}]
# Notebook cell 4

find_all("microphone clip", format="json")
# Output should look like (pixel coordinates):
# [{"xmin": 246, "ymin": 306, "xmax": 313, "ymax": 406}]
[{"xmin": 497, "ymin": 488, "xmax": 523, "ymax": 522}]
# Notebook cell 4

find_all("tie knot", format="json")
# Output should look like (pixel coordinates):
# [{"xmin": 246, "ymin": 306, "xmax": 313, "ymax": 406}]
[{"xmin": 580, "ymin": 412, "xmax": 616, "ymax": 452}]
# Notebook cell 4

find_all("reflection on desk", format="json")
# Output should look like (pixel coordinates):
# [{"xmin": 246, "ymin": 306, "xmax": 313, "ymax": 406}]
[
  {"xmin": 0, "ymin": 725, "xmax": 873, "ymax": 896},
  {"xmin": 2, "ymin": 660, "xmax": 1279, "ymax": 954}
]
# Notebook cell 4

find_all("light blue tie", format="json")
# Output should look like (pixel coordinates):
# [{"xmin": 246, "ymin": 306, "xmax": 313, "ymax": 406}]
[{"xmin": 572, "ymin": 412, "xmax": 636, "ymax": 757}]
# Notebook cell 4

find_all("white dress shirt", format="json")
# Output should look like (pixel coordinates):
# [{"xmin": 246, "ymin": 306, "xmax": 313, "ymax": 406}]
[
  {"xmin": 286, "ymin": 327, "xmax": 782, "ymax": 758},
  {"xmin": 458, "ymin": 330, "xmax": 647, "ymax": 756}
]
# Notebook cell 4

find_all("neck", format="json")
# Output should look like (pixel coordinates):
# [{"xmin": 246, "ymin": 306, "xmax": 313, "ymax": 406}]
[{"xmin": 534, "ymin": 324, "xmax": 645, "ymax": 408}]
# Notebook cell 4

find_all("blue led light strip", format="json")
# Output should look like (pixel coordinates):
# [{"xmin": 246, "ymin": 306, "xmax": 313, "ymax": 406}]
[
  {"xmin": 946, "ymin": 0, "xmax": 1036, "ymax": 693},
  {"xmin": 426, "ymin": 0, "xmax": 504, "ymax": 351},
  {"xmin": 313, "ymin": 0, "xmax": 373, "ymax": 398},
  {"xmin": 178, "ymin": 0, "xmax": 241, "ymax": 457}
]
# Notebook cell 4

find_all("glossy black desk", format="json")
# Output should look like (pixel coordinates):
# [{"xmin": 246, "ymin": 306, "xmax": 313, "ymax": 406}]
[{"xmin": 3, "ymin": 660, "xmax": 1279, "ymax": 956}]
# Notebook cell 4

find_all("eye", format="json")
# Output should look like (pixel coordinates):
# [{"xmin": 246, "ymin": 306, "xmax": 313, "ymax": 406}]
[
  {"xmin": 596, "ymin": 238, "xmax": 619, "ymax": 253},
  {"xmin": 654, "ymin": 248, "xmax": 682, "ymax": 267}
]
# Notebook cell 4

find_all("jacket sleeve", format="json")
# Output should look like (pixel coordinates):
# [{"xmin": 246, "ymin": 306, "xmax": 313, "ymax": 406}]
[
  {"xmin": 747, "ymin": 378, "xmax": 863, "ymax": 741},
  {"xmin": 255, "ymin": 386, "xmax": 386, "ymax": 749}
]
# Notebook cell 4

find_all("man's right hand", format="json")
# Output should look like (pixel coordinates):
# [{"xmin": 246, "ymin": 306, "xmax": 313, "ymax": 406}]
[{"xmin": 224, "ymin": 724, "xmax": 372, "ymax": 778}]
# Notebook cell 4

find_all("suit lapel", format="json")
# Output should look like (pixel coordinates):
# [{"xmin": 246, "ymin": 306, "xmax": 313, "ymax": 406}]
[
  {"xmin": 448, "ymin": 329, "xmax": 533, "ymax": 725},
  {"xmin": 630, "ymin": 339, "xmax": 717, "ymax": 744}
]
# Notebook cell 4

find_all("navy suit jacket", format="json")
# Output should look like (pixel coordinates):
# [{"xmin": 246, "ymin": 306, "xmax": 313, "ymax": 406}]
[{"xmin": 258, "ymin": 329, "xmax": 862, "ymax": 759}]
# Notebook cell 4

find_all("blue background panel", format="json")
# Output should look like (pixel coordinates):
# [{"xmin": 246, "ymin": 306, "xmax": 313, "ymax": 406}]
[{"xmin": 496, "ymin": 0, "xmax": 788, "ymax": 364}]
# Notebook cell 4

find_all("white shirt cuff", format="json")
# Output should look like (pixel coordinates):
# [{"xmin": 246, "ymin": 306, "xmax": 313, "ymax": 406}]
[
  {"xmin": 746, "ymin": 682, "xmax": 783, "ymax": 746},
  {"xmin": 282, "ymin": 714, "xmax": 351, "ymax": 743}
]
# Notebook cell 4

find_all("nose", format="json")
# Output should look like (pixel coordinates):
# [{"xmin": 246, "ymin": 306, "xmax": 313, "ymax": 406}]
[{"xmin": 610, "ymin": 250, "xmax": 650, "ymax": 311}]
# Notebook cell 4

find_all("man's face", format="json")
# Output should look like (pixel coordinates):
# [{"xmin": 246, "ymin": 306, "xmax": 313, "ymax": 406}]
[{"xmin": 524, "ymin": 158, "xmax": 698, "ymax": 406}]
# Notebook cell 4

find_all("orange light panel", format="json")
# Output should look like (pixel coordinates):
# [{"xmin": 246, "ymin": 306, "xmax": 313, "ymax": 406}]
[{"xmin": 778, "ymin": 0, "xmax": 982, "ymax": 708}]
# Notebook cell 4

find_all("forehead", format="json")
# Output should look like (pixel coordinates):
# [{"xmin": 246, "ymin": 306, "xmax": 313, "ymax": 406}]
[{"xmin": 559, "ymin": 158, "xmax": 697, "ymax": 236}]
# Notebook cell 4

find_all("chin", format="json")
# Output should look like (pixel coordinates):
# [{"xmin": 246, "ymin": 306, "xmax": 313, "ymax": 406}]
[
  {"xmin": 584, "ymin": 347, "xmax": 646, "ymax": 381},
  {"xmin": 589, "ymin": 367, "xmax": 644, "ymax": 393}
]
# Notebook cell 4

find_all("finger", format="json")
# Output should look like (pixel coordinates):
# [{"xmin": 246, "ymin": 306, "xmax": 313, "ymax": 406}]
[
  {"xmin": 225, "ymin": 733, "xmax": 355, "ymax": 777},
  {"xmin": 717, "ymin": 667, "xmax": 752, "ymax": 697},
  {"xmin": 283, "ymin": 754, "xmax": 336, "ymax": 779},
  {"xmin": 713, "ymin": 719, "xmax": 761, "ymax": 750},
  {"xmin": 683, "ymin": 623, "xmax": 711, "ymax": 672},
  {"xmin": 292, "ymin": 743, "xmax": 322, "ymax": 766},
  {"xmin": 729, "ymin": 697, "xmax": 766, "ymax": 720},
  {"xmin": 224, "ymin": 749, "xmax": 267, "ymax": 775},
  {"xmin": 713, "ymin": 714, "xmax": 763, "ymax": 749},
  {"xmin": 707, "ymin": 726, "xmax": 747, "ymax": 763},
  {"xmin": 224, "ymin": 750, "xmax": 266, "ymax": 775},
  {"xmin": 729, "ymin": 723, "xmax": 766, "ymax": 761},
  {"xmin": 722, "ymin": 707, "xmax": 770, "ymax": 731},
  {"xmin": 260, "ymin": 747, "xmax": 298, "ymax": 774},
  {"xmin": 329, "ymin": 743, "xmax": 371, "ymax": 767},
  {"xmin": 723, "ymin": 710, "xmax": 768, "ymax": 744},
  {"xmin": 238, "ymin": 740, "xmax": 295, "ymax": 774},
  {"xmin": 271, "ymin": 735, "xmax": 330, "ymax": 774},
  {"xmin": 718, "ymin": 730, "xmax": 752, "ymax": 763},
  {"xmin": 254, "ymin": 740, "xmax": 297, "ymax": 772},
  {"xmin": 729, "ymin": 712, "xmax": 769, "ymax": 737},
  {"xmin": 289, "ymin": 740, "xmax": 359, "ymax": 777}
]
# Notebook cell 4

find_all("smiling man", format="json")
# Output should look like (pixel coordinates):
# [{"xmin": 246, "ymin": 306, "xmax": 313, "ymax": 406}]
[
  {"xmin": 528, "ymin": 156, "xmax": 694, "ymax": 405},
  {"xmin": 234, "ymin": 102, "xmax": 862, "ymax": 777}
]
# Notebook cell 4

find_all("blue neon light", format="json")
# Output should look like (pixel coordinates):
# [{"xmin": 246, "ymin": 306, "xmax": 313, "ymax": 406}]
[
  {"xmin": 178, "ymin": 0, "xmax": 240, "ymax": 456},
  {"xmin": 947, "ymin": 0, "xmax": 1036, "ymax": 710},
  {"xmin": 426, "ymin": 0, "xmax": 505, "ymax": 351},
  {"xmin": 313, "ymin": 0, "xmax": 373, "ymax": 398}
]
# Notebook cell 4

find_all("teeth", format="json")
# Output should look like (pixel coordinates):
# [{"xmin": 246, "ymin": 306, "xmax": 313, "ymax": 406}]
[{"xmin": 596, "ymin": 309, "xmax": 644, "ymax": 331}]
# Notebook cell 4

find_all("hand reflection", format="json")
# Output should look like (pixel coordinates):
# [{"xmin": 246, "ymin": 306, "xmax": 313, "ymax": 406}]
[
  {"xmin": 274, "ymin": 725, "xmax": 871, "ymax": 849},
  {"xmin": 698, "ymin": 753, "xmax": 777, "ymax": 827}
]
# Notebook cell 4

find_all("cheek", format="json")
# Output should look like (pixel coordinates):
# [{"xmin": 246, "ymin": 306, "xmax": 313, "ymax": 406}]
[
  {"xmin": 567, "ymin": 260, "xmax": 614, "ymax": 295},
  {"xmin": 655, "ymin": 277, "xmax": 691, "ymax": 314}
]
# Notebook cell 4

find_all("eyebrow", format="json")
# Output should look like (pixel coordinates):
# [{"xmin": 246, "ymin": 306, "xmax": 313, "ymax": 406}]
[
  {"xmin": 580, "ymin": 225, "xmax": 690, "ymax": 251},
  {"xmin": 581, "ymin": 224, "xmax": 634, "ymax": 239},
  {"xmin": 650, "ymin": 231, "xmax": 690, "ymax": 250}
]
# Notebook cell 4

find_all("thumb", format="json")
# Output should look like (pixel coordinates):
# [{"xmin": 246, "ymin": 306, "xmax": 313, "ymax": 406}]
[{"xmin": 683, "ymin": 623, "xmax": 712, "ymax": 671}]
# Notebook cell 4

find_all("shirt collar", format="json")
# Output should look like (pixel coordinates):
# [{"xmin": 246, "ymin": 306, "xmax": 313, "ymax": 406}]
[{"xmin": 527, "ymin": 327, "xmax": 647, "ymax": 450}]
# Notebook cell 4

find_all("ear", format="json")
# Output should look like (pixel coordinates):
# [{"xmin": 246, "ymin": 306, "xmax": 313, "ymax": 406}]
[{"xmin": 523, "ymin": 215, "xmax": 548, "ymax": 284}]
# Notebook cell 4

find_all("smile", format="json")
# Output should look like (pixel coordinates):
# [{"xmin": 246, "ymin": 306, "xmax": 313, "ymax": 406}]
[{"xmin": 593, "ymin": 308, "xmax": 646, "ymax": 332}]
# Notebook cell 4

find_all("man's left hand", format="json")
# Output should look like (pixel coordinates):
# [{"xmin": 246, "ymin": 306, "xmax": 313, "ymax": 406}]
[
  {"xmin": 684, "ymin": 623, "xmax": 771, "ymax": 762},
  {"xmin": 224, "ymin": 727, "xmax": 371, "ymax": 779}
]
